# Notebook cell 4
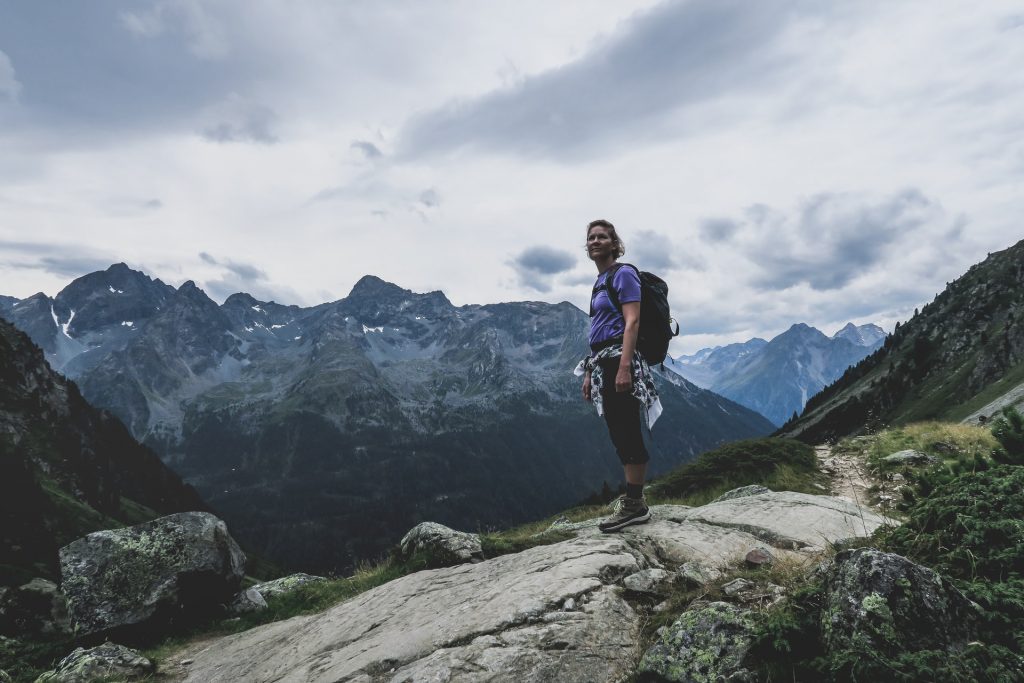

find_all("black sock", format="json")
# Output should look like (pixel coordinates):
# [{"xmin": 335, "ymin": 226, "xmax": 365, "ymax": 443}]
[{"xmin": 626, "ymin": 482, "xmax": 643, "ymax": 500}]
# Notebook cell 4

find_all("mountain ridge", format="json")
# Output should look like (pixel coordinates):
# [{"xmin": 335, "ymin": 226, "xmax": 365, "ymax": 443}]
[{"xmin": 1, "ymin": 265, "xmax": 775, "ymax": 573}]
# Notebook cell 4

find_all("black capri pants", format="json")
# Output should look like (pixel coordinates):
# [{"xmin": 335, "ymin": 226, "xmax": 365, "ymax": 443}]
[{"xmin": 598, "ymin": 357, "xmax": 650, "ymax": 465}]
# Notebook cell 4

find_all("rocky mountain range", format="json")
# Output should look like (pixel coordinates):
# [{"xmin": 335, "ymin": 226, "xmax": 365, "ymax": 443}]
[
  {"xmin": 667, "ymin": 322, "xmax": 885, "ymax": 426},
  {"xmin": 781, "ymin": 238, "xmax": 1024, "ymax": 442},
  {"xmin": 0, "ymin": 265, "xmax": 774, "ymax": 574},
  {"xmin": 0, "ymin": 316, "xmax": 207, "ymax": 586}
]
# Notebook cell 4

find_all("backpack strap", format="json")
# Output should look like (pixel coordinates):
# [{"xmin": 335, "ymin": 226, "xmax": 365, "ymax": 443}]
[{"xmin": 602, "ymin": 263, "xmax": 639, "ymax": 316}]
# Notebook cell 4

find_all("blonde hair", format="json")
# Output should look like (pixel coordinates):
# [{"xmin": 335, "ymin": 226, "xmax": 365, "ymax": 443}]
[{"xmin": 586, "ymin": 219, "xmax": 625, "ymax": 258}]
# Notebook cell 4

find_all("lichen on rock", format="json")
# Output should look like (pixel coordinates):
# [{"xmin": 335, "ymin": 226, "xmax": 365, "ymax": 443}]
[
  {"xmin": 35, "ymin": 642, "xmax": 153, "ymax": 683},
  {"xmin": 637, "ymin": 601, "xmax": 756, "ymax": 682}
]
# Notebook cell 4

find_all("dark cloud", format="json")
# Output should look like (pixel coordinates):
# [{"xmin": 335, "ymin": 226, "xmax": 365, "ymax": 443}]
[
  {"xmin": 515, "ymin": 246, "xmax": 575, "ymax": 275},
  {"xmin": 0, "ymin": 240, "xmax": 116, "ymax": 277},
  {"xmin": 699, "ymin": 218, "xmax": 740, "ymax": 243},
  {"xmin": 511, "ymin": 246, "xmax": 576, "ymax": 293},
  {"xmin": 739, "ymin": 189, "xmax": 952, "ymax": 291},
  {"xmin": 351, "ymin": 140, "xmax": 383, "ymax": 159},
  {"xmin": 399, "ymin": 0, "xmax": 801, "ymax": 160}
]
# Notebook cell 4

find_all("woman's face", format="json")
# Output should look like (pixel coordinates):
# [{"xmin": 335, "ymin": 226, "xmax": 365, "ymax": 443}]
[{"xmin": 587, "ymin": 226, "xmax": 615, "ymax": 261}]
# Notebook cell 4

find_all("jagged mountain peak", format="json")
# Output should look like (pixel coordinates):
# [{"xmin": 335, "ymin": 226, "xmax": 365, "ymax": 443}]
[
  {"xmin": 832, "ymin": 322, "xmax": 886, "ymax": 347},
  {"xmin": 348, "ymin": 275, "xmax": 409, "ymax": 300}
]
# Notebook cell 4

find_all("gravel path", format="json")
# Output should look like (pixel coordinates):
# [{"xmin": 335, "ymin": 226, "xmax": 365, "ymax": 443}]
[{"xmin": 816, "ymin": 444, "xmax": 876, "ymax": 508}]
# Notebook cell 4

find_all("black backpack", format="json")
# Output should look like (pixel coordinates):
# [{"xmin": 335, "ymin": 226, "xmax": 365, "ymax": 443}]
[{"xmin": 590, "ymin": 263, "xmax": 679, "ymax": 365}]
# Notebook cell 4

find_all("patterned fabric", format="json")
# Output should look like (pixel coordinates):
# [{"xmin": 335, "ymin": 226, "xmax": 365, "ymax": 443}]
[{"xmin": 574, "ymin": 343, "xmax": 662, "ymax": 429}]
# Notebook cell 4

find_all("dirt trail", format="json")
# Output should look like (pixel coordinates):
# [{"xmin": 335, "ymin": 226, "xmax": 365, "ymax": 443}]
[{"xmin": 815, "ymin": 444, "xmax": 876, "ymax": 508}]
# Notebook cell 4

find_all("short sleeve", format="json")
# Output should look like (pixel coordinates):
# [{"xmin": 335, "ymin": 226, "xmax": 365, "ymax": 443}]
[{"xmin": 612, "ymin": 266, "xmax": 641, "ymax": 304}]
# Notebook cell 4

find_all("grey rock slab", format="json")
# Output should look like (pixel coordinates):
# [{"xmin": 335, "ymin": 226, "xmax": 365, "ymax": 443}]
[
  {"xmin": 387, "ymin": 588, "xmax": 639, "ymax": 683},
  {"xmin": 598, "ymin": 518, "xmax": 805, "ymax": 571},
  {"xmin": 176, "ymin": 535, "xmax": 643, "ymax": 682},
  {"xmin": 681, "ymin": 491, "xmax": 893, "ymax": 550},
  {"xmin": 251, "ymin": 573, "xmax": 327, "ymax": 599}
]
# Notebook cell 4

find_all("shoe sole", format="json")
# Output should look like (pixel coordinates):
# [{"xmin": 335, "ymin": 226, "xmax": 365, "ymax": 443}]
[{"xmin": 599, "ymin": 509, "xmax": 651, "ymax": 533}]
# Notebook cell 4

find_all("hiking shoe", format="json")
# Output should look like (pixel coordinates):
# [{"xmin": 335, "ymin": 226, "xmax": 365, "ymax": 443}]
[{"xmin": 599, "ymin": 495, "xmax": 651, "ymax": 533}]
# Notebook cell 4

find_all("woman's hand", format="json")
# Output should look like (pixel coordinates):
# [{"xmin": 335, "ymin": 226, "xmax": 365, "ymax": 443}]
[
  {"xmin": 615, "ymin": 365, "xmax": 632, "ymax": 393},
  {"xmin": 582, "ymin": 372, "xmax": 592, "ymax": 401}
]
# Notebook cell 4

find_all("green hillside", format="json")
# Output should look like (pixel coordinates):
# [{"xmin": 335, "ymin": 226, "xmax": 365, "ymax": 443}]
[{"xmin": 780, "ymin": 238, "xmax": 1024, "ymax": 442}]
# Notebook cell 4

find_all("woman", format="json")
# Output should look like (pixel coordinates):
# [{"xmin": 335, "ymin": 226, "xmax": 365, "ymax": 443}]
[{"xmin": 575, "ymin": 219, "xmax": 661, "ymax": 532}]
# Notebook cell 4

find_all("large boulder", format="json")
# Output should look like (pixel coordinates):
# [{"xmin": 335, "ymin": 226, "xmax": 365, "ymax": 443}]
[
  {"xmin": 0, "ymin": 578, "xmax": 71, "ymax": 636},
  {"xmin": 59, "ymin": 512, "xmax": 246, "ymax": 641},
  {"xmin": 35, "ymin": 643, "xmax": 154, "ymax": 683},
  {"xmin": 822, "ymin": 548, "xmax": 976, "ymax": 656},
  {"xmin": 637, "ymin": 601, "xmax": 756, "ymax": 682},
  {"xmin": 399, "ymin": 521, "xmax": 483, "ymax": 567}
]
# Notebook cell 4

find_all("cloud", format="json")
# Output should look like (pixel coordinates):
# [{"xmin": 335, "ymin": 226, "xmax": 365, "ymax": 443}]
[
  {"xmin": 0, "ymin": 50, "xmax": 21, "ymax": 101},
  {"xmin": 399, "ymin": 0, "xmax": 801, "ymax": 160},
  {"xmin": 628, "ymin": 230, "xmax": 678, "ymax": 271},
  {"xmin": 515, "ymin": 246, "xmax": 575, "ymax": 275},
  {"xmin": 0, "ymin": 241, "xmax": 116, "ymax": 278},
  {"xmin": 351, "ymin": 140, "xmax": 383, "ymax": 159},
  {"xmin": 511, "ymin": 245, "xmax": 576, "ymax": 293},
  {"xmin": 200, "ymin": 96, "xmax": 278, "ymax": 144},
  {"xmin": 418, "ymin": 188, "xmax": 441, "ymax": 208},
  {"xmin": 119, "ymin": 0, "xmax": 228, "ymax": 60},
  {"xmin": 198, "ymin": 252, "xmax": 301, "ymax": 304},
  {"xmin": 732, "ymin": 189, "xmax": 955, "ymax": 291},
  {"xmin": 699, "ymin": 218, "xmax": 740, "ymax": 243}
]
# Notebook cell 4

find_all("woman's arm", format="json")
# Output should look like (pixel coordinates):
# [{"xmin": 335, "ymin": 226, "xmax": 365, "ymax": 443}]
[{"xmin": 616, "ymin": 301, "xmax": 640, "ymax": 392}]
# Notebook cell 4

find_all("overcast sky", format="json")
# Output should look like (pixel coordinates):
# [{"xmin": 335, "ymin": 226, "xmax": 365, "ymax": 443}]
[{"xmin": 1, "ymin": 1, "xmax": 1022, "ymax": 354}]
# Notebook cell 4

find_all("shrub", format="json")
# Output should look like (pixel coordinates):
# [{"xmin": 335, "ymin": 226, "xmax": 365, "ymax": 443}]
[
  {"xmin": 991, "ymin": 406, "xmax": 1024, "ymax": 465},
  {"xmin": 650, "ymin": 438, "xmax": 819, "ymax": 505}
]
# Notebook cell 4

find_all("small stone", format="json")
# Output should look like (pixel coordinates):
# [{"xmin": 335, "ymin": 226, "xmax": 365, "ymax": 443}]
[
  {"xmin": 180, "ymin": 659, "xmax": 194, "ymax": 666},
  {"xmin": 881, "ymin": 450, "xmax": 940, "ymax": 466},
  {"xmin": 677, "ymin": 562, "xmax": 718, "ymax": 587},
  {"xmin": 722, "ymin": 578, "xmax": 755, "ymax": 597},
  {"xmin": 562, "ymin": 598, "xmax": 576, "ymax": 611},
  {"xmin": 227, "ymin": 588, "xmax": 267, "ymax": 615},
  {"xmin": 653, "ymin": 601, "xmax": 671, "ymax": 613},
  {"xmin": 744, "ymin": 548, "xmax": 774, "ymax": 568},
  {"xmin": 622, "ymin": 569, "xmax": 675, "ymax": 597},
  {"xmin": 251, "ymin": 573, "xmax": 327, "ymax": 600}
]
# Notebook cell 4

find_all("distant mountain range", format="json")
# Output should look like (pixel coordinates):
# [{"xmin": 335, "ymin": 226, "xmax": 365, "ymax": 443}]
[
  {"xmin": 0, "ymin": 316, "xmax": 207, "ymax": 586},
  {"xmin": 781, "ymin": 239, "xmax": 1024, "ymax": 442},
  {"xmin": 0, "ymin": 265, "xmax": 774, "ymax": 573},
  {"xmin": 666, "ymin": 323, "xmax": 886, "ymax": 426}
]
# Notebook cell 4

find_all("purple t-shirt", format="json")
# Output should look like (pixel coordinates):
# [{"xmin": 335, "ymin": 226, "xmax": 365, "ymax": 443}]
[{"xmin": 589, "ymin": 265, "xmax": 641, "ymax": 349}]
